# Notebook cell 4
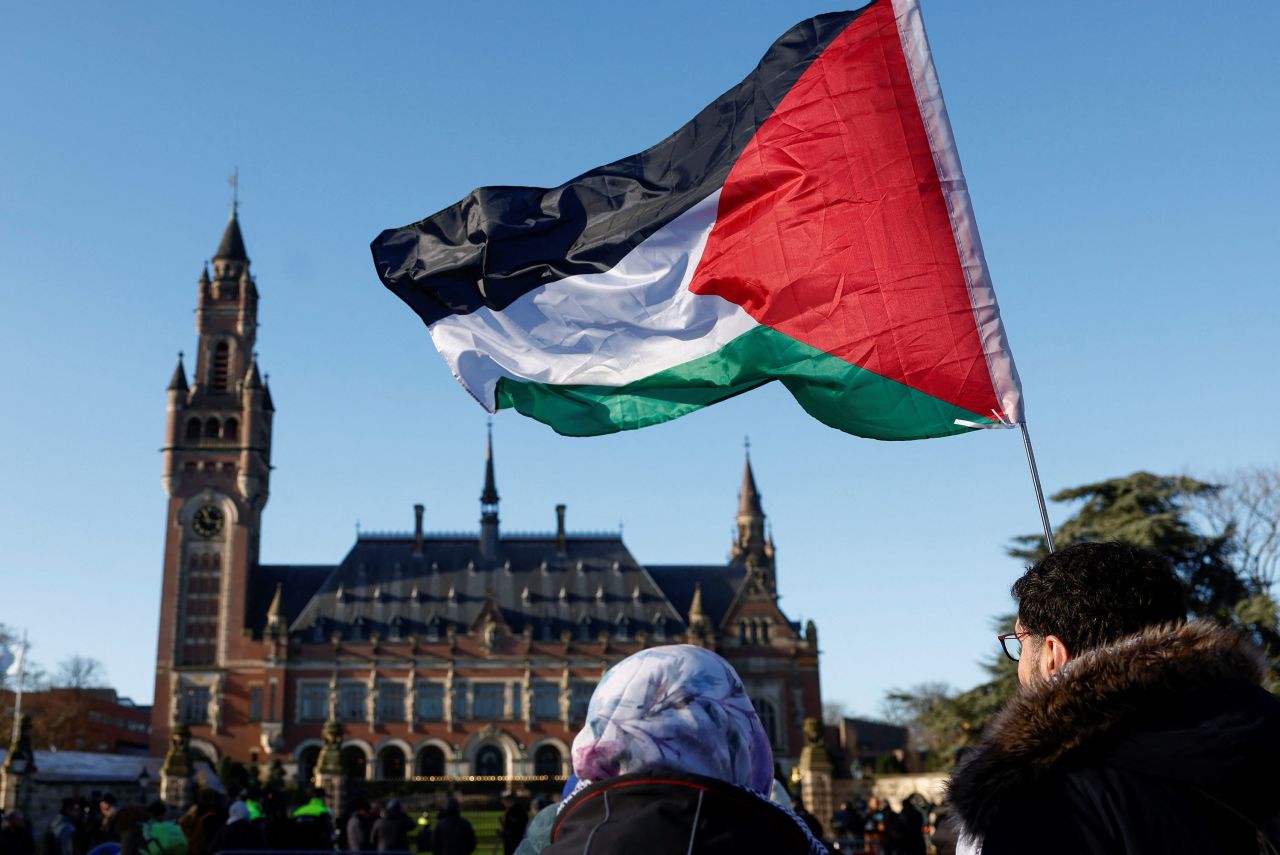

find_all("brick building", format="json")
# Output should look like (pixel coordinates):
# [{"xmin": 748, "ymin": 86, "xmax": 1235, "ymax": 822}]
[
  {"xmin": 1, "ymin": 689, "xmax": 151, "ymax": 755},
  {"xmin": 150, "ymin": 211, "xmax": 825, "ymax": 787}
]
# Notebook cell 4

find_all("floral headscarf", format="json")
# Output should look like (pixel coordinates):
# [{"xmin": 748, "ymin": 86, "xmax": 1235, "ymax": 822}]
[{"xmin": 569, "ymin": 644, "xmax": 774, "ymax": 795}]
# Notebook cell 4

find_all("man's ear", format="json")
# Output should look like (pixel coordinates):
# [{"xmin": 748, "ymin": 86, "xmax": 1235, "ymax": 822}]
[{"xmin": 1040, "ymin": 634, "xmax": 1072, "ymax": 680}]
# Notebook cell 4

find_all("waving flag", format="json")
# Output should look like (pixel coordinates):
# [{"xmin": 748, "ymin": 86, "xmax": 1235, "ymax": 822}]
[{"xmin": 371, "ymin": 0, "xmax": 1021, "ymax": 440}]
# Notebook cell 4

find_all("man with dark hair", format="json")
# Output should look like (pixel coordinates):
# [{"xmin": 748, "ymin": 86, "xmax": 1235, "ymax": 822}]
[{"xmin": 949, "ymin": 541, "xmax": 1280, "ymax": 853}]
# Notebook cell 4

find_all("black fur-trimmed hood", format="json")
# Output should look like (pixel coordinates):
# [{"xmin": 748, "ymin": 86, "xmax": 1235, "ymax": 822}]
[{"xmin": 948, "ymin": 620, "xmax": 1278, "ymax": 838}]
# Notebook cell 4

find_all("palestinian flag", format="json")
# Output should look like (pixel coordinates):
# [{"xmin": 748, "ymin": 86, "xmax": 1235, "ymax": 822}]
[{"xmin": 371, "ymin": 0, "xmax": 1022, "ymax": 440}]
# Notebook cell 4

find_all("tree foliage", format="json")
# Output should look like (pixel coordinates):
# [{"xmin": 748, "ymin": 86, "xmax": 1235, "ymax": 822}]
[{"xmin": 52, "ymin": 655, "xmax": 108, "ymax": 689}]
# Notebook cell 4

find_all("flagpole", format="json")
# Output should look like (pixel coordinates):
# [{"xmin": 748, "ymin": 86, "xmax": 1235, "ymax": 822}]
[
  {"xmin": 9, "ymin": 630, "xmax": 26, "ymax": 747},
  {"xmin": 1019, "ymin": 422, "xmax": 1055, "ymax": 554}
]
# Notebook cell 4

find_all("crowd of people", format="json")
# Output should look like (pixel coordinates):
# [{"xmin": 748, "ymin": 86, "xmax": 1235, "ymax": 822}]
[{"xmin": 5, "ymin": 542, "xmax": 1276, "ymax": 854}]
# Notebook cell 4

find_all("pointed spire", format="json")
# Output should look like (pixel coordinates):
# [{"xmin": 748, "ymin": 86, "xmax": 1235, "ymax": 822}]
[
  {"xmin": 244, "ymin": 356, "xmax": 263, "ymax": 390},
  {"xmin": 168, "ymin": 352, "xmax": 188, "ymax": 393},
  {"xmin": 199, "ymin": 263, "xmax": 210, "ymax": 286},
  {"xmin": 266, "ymin": 583, "xmax": 285, "ymax": 632},
  {"xmin": 481, "ymin": 420, "xmax": 499, "ymax": 506},
  {"xmin": 738, "ymin": 443, "xmax": 764, "ymax": 518},
  {"xmin": 688, "ymin": 582, "xmax": 706, "ymax": 623},
  {"xmin": 214, "ymin": 208, "xmax": 248, "ymax": 262}
]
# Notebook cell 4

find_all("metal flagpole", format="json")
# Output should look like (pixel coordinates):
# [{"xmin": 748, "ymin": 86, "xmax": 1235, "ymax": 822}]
[
  {"xmin": 1019, "ymin": 422, "xmax": 1056, "ymax": 554},
  {"xmin": 9, "ymin": 630, "xmax": 27, "ymax": 746}
]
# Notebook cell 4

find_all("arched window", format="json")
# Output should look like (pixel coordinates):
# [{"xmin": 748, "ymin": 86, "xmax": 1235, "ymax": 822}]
[
  {"xmin": 222, "ymin": 418, "xmax": 239, "ymax": 441},
  {"xmin": 474, "ymin": 745, "xmax": 504, "ymax": 777},
  {"xmin": 760, "ymin": 619, "xmax": 770, "ymax": 644},
  {"xmin": 297, "ymin": 746, "xmax": 320, "ymax": 785},
  {"xmin": 417, "ymin": 745, "xmax": 446, "ymax": 777},
  {"xmin": 340, "ymin": 746, "xmax": 367, "ymax": 782},
  {"xmin": 204, "ymin": 417, "xmax": 221, "ymax": 439},
  {"xmin": 739, "ymin": 621, "xmax": 748, "ymax": 644},
  {"xmin": 378, "ymin": 746, "xmax": 406, "ymax": 780},
  {"xmin": 211, "ymin": 342, "xmax": 230, "ymax": 392},
  {"xmin": 185, "ymin": 418, "xmax": 201, "ymax": 441},
  {"xmin": 751, "ymin": 697, "xmax": 779, "ymax": 748},
  {"xmin": 534, "ymin": 745, "xmax": 562, "ymax": 778}
]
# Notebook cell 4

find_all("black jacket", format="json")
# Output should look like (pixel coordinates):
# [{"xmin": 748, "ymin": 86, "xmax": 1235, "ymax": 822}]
[
  {"xmin": 948, "ymin": 621, "xmax": 1280, "ymax": 853},
  {"xmin": 430, "ymin": 801, "xmax": 476, "ymax": 855},
  {"xmin": 543, "ymin": 769, "xmax": 826, "ymax": 854}
]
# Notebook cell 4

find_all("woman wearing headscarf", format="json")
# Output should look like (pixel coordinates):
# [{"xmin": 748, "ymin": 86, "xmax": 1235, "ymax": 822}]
[{"xmin": 536, "ymin": 644, "xmax": 827, "ymax": 854}]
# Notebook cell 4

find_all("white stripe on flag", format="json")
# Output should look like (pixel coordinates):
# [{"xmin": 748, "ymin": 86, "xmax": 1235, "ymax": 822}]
[{"xmin": 427, "ymin": 190, "xmax": 759, "ymax": 410}]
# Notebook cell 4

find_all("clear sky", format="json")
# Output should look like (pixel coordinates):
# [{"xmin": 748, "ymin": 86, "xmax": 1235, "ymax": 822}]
[{"xmin": 2, "ymin": 1, "xmax": 1277, "ymax": 717}]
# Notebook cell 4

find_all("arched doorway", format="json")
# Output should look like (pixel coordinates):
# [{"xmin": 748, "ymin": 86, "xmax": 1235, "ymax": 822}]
[
  {"xmin": 378, "ymin": 746, "xmax": 406, "ymax": 780},
  {"xmin": 534, "ymin": 745, "xmax": 562, "ymax": 778},
  {"xmin": 297, "ymin": 746, "xmax": 320, "ymax": 784},
  {"xmin": 417, "ymin": 745, "xmax": 446, "ymax": 778},
  {"xmin": 341, "ymin": 746, "xmax": 367, "ymax": 781},
  {"xmin": 474, "ymin": 744, "xmax": 505, "ymax": 777}
]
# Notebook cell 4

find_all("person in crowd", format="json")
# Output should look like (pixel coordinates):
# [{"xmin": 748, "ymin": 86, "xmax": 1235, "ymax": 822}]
[
  {"xmin": 948, "ymin": 541, "xmax": 1280, "ymax": 853},
  {"xmin": 497, "ymin": 792, "xmax": 527, "ymax": 855},
  {"xmin": 429, "ymin": 798, "xmax": 476, "ymax": 855},
  {"xmin": 538, "ymin": 644, "xmax": 827, "ymax": 854},
  {"xmin": 370, "ymin": 799, "xmax": 413, "ymax": 853},
  {"xmin": 112, "ymin": 805, "xmax": 150, "ymax": 855},
  {"xmin": 178, "ymin": 790, "xmax": 223, "ymax": 855},
  {"xmin": 138, "ymin": 801, "xmax": 186, "ymax": 855},
  {"xmin": 96, "ymin": 794, "xmax": 121, "ymax": 846},
  {"xmin": 42, "ymin": 799, "xmax": 80, "ymax": 855},
  {"xmin": 209, "ymin": 801, "xmax": 264, "ymax": 855},
  {"xmin": 2, "ymin": 810, "xmax": 37, "ymax": 855},
  {"xmin": 345, "ymin": 797, "xmax": 375, "ymax": 852},
  {"xmin": 413, "ymin": 810, "xmax": 432, "ymax": 855},
  {"xmin": 831, "ymin": 801, "xmax": 855, "ymax": 840},
  {"xmin": 895, "ymin": 795, "xmax": 927, "ymax": 855},
  {"xmin": 792, "ymin": 800, "xmax": 826, "ymax": 842},
  {"xmin": 290, "ymin": 787, "xmax": 333, "ymax": 852}
]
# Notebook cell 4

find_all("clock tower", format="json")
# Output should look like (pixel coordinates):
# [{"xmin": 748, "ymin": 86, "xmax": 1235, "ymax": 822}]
[{"xmin": 151, "ymin": 206, "xmax": 274, "ymax": 755}]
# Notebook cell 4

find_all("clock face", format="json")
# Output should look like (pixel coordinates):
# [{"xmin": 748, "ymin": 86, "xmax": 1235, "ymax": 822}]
[{"xmin": 192, "ymin": 504, "xmax": 225, "ymax": 538}]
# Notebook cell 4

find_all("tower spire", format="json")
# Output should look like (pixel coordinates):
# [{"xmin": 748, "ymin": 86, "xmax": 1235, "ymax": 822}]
[
  {"xmin": 479, "ymin": 420, "xmax": 500, "ymax": 560},
  {"xmin": 168, "ymin": 352, "xmax": 188, "ymax": 393},
  {"xmin": 730, "ymin": 445, "xmax": 769, "ymax": 566}
]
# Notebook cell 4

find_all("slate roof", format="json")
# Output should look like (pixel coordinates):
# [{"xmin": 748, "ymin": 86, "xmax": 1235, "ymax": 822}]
[
  {"xmin": 285, "ymin": 533, "xmax": 688, "ymax": 642},
  {"xmin": 646, "ymin": 564, "xmax": 744, "ymax": 629},
  {"xmin": 214, "ymin": 212, "xmax": 247, "ymax": 261},
  {"xmin": 246, "ymin": 564, "xmax": 332, "ymax": 633}
]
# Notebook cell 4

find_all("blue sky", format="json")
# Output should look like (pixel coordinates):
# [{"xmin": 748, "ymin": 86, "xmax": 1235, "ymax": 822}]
[{"xmin": 2, "ymin": 1, "xmax": 1277, "ymax": 716}]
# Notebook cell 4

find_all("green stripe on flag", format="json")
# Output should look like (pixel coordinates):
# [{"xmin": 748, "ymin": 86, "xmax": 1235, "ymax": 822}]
[{"xmin": 494, "ymin": 325, "xmax": 996, "ymax": 439}]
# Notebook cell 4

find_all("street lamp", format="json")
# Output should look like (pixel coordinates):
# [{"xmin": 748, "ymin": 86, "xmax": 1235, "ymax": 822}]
[{"xmin": 138, "ymin": 767, "xmax": 151, "ymax": 794}]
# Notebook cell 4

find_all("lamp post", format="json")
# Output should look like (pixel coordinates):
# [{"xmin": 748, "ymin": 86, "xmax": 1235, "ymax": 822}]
[{"xmin": 138, "ymin": 767, "xmax": 151, "ymax": 799}]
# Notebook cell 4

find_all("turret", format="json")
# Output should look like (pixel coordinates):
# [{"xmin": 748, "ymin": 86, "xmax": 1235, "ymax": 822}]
[{"xmin": 730, "ymin": 450, "xmax": 768, "ymax": 563}]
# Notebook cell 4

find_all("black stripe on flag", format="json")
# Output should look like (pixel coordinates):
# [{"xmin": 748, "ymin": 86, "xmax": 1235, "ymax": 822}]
[{"xmin": 371, "ymin": 8, "xmax": 868, "ymax": 327}]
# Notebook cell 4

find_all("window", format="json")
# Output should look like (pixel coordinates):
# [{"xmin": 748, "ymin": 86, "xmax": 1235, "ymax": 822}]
[
  {"xmin": 212, "ymin": 342, "xmax": 230, "ymax": 392},
  {"xmin": 751, "ymin": 696, "xmax": 779, "ymax": 748},
  {"xmin": 223, "ymin": 418, "xmax": 239, "ymax": 441},
  {"xmin": 181, "ymin": 686, "xmax": 210, "ymax": 725},
  {"xmin": 249, "ymin": 686, "xmax": 263, "ymax": 722},
  {"xmin": 474, "ymin": 745, "xmax": 504, "ymax": 777},
  {"xmin": 377, "ymin": 682, "xmax": 406, "ymax": 723},
  {"xmin": 472, "ymin": 684, "xmax": 503, "ymax": 720},
  {"xmin": 570, "ymin": 681, "xmax": 595, "ymax": 723},
  {"xmin": 534, "ymin": 745, "xmax": 562, "ymax": 777},
  {"xmin": 298, "ymin": 746, "xmax": 320, "ymax": 784},
  {"xmin": 532, "ymin": 683, "xmax": 559, "ymax": 721},
  {"xmin": 378, "ymin": 746, "xmax": 406, "ymax": 780},
  {"xmin": 299, "ymin": 683, "xmax": 328, "ymax": 722},
  {"xmin": 510, "ymin": 682, "xmax": 521, "ymax": 721},
  {"xmin": 653, "ymin": 617, "xmax": 667, "ymax": 641},
  {"xmin": 417, "ymin": 746, "xmax": 446, "ymax": 777},
  {"xmin": 452, "ymin": 683, "xmax": 468, "ymax": 720},
  {"xmin": 577, "ymin": 617, "xmax": 592, "ymax": 641},
  {"xmin": 204, "ymin": 417, "xmax": 221, "ymax": 439},
  {"xmin": 415, "ymin": 684, "xmax": 444, "ymax": 721},
  {"xmin": 185, "ymin": 418, "xmax": 201, "ymax": 441},
  {"xmin": 338, "ymin": 683, "xmax": 366, "ymax": 722}
]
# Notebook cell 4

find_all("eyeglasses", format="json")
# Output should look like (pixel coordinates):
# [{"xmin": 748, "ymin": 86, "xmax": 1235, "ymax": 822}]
[{"xmin": 998, "ymin": 631, "xmax": 1032, "ymax": 662}]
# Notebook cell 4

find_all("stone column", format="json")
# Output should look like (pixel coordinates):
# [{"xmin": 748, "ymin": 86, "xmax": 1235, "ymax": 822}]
[
  {"xmin": 313, "ymin": 718, "xmax": 347, "ymax": 815},
  {"xmin": 159, "ymin": 722, "xmax": 196, "ymax": 812},
  {"xmin": 798, "ymin": 717, "xmax": 834, "ymax": 840}
]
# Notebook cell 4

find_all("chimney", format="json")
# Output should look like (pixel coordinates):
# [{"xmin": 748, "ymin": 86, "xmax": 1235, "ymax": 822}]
[
  {"xmin": 413, "ymin": 504, "xmax": 424, "ymax": 556},
  {"xmin": 555, "ymin": 504, "xmax": 567, "ymax": 554}
]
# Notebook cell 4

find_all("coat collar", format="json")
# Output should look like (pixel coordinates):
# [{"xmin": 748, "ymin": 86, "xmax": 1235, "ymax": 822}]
[{"xmin": 948, "ymin": 620, "xmax": 1267, "ymax": 837}]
